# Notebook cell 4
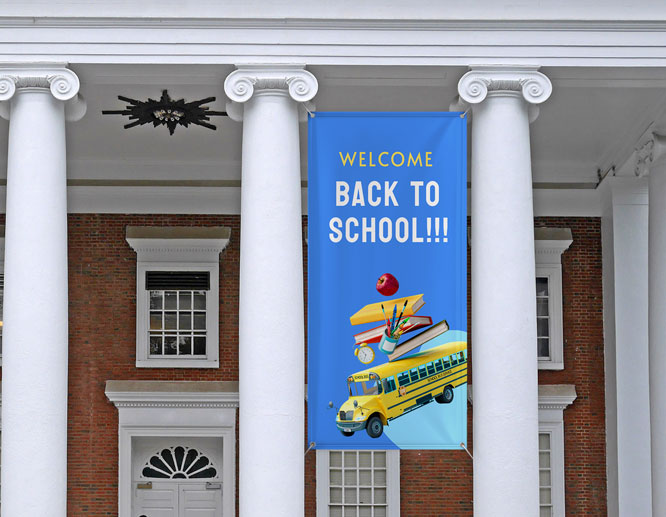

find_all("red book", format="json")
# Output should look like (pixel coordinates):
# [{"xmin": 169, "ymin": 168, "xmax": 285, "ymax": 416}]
[{"xmin": 353, "ymin": 316, "xmax": 433, "ymax": 345}]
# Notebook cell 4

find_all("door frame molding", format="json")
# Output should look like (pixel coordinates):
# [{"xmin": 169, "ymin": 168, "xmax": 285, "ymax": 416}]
[{"xmin": 106, "ymin": 381, "xmax": 239, "ymax": 517}]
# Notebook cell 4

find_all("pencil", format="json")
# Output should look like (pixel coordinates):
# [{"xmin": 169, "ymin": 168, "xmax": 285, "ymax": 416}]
[
  {"xmin": 395, "ymin": 299, "xmax": 408, "ymax": 330},
  {"xmin": 381, "ymin": 304, "xmax": 390, "ymax": 333}
]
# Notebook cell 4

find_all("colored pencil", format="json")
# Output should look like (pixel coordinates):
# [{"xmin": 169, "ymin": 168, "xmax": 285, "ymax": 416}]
[
  {"xmin": 390, "ymin": 304, "xmax": 398, "ymax": 334},
  {"xmin": 395, "ymin": 299, "xmax": 408, "ymax": 330},
  {"xmin": 381, "ymin": 304, "xmax": 390, "ymax": 333}
]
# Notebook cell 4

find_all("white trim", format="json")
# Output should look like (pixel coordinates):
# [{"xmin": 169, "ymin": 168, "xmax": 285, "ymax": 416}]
[
  {"xmin": 105, "ymin": 382, "xmax": 238, "ymax": 517},
  {"xmin": 126, "ymin": 230, "xmax": 230, "ymax": 368},
  {"xmin": 535, "ymin": 231, "xmax": 573, "ymax": 370},
  {"xmin": 5, "ymin": 18, "xmax": 666, "ymax": 67},
  {"xmin": 315, "ymin": 449, "xmax": 400, "ymax": 517},
  {"xmin": 538, "ymin": 386, "xmax": 576, "ymax": 517}
]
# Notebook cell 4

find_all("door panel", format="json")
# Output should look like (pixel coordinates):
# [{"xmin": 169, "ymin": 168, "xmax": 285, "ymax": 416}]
[
  {"xmin": 179, "ymin": 483, "xmax": 222, "ymax": 517},
  {"xmin": 134, "ymin": 482, "xmax": 178, "ymax": 517}
]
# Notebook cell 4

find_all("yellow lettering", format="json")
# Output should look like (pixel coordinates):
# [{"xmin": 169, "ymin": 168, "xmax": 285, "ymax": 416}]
[
  {"xmin": 339, "ymin": 152, "xmax": 356, "ymax": 166},
  {"xmin": 359, "ymin": 152, "xmax": 366, "ymax": 167},
  {"xmin": 368, "ymin": 152, "xmax": 376, "ymax": 167},
  {"xmin": 391, "ymin": 152, "xmax": 405, "ymax": 167},
  {"xmin": 379, "ymin": 152, "xmax": 389, "ymax": 167},
  {"xmin": 425, "ymin": 152, "xmax": 433, "ymax": 167},
  {"xmin": 407, "ymin": 153, "xmax": 422, "ymax": 167}
]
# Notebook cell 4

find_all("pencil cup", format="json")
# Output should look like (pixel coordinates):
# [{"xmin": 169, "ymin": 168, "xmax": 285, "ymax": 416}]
[{"xmin": 378, "ymin": 330, "xmax": 399, "ymax": 354}]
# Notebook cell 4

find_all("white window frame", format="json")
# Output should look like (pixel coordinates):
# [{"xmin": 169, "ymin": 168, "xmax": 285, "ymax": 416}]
[
  {"xmin": 535, "ymin": 228, "xmax": 573, "ymax": 370},
  {"xmin": 105, "ymin": 380, "xmax": 238, "ymax": 517},
  {"xmin": 316, "ymin": 449, "xmax": 400, "ymax": 517},
  {"xmin": 126, "ymin": 226, "xmax": 231, "ymax": 368},
  {"xmin": 538, "ymin": 385, "xmax": 577, "ymax": 517}
]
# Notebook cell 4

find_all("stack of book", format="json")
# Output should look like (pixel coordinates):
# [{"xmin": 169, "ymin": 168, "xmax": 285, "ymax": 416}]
[{"xmin": 350, "ymin": 294, "xmax": 448, "ymax": 360}]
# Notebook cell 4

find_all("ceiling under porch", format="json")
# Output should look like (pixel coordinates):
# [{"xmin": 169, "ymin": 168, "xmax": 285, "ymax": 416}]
[{"xmin": 0, "ymin": 63, "xmax": 665, "ymax": 213}]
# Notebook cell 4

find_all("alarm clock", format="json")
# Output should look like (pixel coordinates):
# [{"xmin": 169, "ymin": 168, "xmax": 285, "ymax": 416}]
[{"xmin": 354, "ymin": 343, "xmax": 375, "ymax": 364}]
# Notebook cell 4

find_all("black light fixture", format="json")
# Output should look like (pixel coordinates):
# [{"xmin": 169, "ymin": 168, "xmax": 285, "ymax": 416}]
[{"xmin": 102, "ymin": 90, "xmax": 227, "ymax": 135}]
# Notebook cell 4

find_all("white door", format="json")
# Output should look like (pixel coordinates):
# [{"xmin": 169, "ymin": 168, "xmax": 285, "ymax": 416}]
[
  {"xmin": 180, "ymin": 483, "xmax": 223, "ymax": 517},
  {"xmin": 134, "ymin": 482, "xmax": 222, "ymax": 517},
  {"xmin": 134, "ymin": 482, "xmax": 178, "ymax": 517}
]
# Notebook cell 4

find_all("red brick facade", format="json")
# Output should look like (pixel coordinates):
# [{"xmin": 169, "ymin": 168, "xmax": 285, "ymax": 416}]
[{"xmin": 4, "ymin": 213, "xmax": 603, "ymax": 515}]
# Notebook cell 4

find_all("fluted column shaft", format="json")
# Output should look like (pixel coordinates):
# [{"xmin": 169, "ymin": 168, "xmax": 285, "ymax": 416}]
[
  {"xmin": 458, "ymin": 66, "xmax": 552, "ymax": 517},
  {"xmin": 224, "ymin": 65, "xmax": 317, "ymax": 517},
  {"xmin": 0, "ymin": 65, "xmax": 85, "ymax": 517}
]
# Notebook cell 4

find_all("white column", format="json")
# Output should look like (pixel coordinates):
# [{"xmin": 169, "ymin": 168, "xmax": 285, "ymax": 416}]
[
  {"xmin": 600, "ymin": 176, "xmax": 651, "ymax": 517},
  {"xmin": 224, "ymin": 65, "xmax": 317, "ymax": 517},
  {"xmin": 645, "ymin": 134, "xmax": 666, "ymax": 516},
  {"xmin": 0, "ymin": 65, "xmax": 85, "ymax": 516},
  {"xmin": 458, "ymin": 66, "xmax": 552, "ymax": 517}
]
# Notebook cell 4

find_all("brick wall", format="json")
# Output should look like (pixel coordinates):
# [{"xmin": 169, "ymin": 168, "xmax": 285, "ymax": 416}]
[
  {"xmin": 66, "ymin": 214, "xmax": 241, "ymax": 516},
  {"xmin": 536, "ymin": 217, "xmax": 607, "ymax": 516},
  {"xmin": 15, "ymin": 213, "xmax": 601, "ymax": 515}
]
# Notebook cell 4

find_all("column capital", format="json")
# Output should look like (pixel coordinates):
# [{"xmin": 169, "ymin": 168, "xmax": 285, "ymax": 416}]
[
  {"xmin": 458, "ymin": 65, "xmax": 552, "ymax": 106},
  {"xmin": 224, "ymin": 65, "xmax": 318, "ymax": 104},
  {"xmin": 635, "ymin": 133, "xmax": 666, "ymax": 177},
  {"xmin": 0, "ymin": 63, "xmax": 86, "ymax": 121}
]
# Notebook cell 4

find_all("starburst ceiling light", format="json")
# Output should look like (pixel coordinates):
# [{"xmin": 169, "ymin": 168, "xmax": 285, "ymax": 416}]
[{"xmin": 102, "ymin": 90, "xmax": 227, "ymax": 135}]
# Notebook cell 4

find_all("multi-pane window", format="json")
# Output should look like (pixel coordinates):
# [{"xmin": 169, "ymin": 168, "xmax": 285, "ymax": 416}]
[
  {"xmin": 146, "ymin": 271, "xmax": 209, "ymax": 358},
  {"xmin": 536, "ymin": 276, "xmax": 550, "ymax": 359},
  {"xmin": 318, "ymin": 450, "xmax": 400, "ymax": 517},
  {"xmin": 330, "ymin": 451, "xmax": 386, "ymax": 516},
  {"xmin": 126, "ymin": 225, "xmax": 230, "ymax": 368},
  {"xmin": 535, "ymin": 228, "xmax": 572, "ymax": 370},
  {"xmin": 539, "ymin": 432, "xmax": 553, "ymax": 516},
  {"xmin": 149, "ymin": 290, "xmax": 207, "ymax": 356}
]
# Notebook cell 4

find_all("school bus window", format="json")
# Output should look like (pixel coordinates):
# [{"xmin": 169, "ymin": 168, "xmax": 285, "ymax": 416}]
[
  {"xmin": 434, "ymin": 359, "xmax": 444, "ymax": 373},
  {"xmin": 382, "ymin": 377, "xmax": 397, "ymax": 393},
  {"xmin": 398, "ymin": 371, "xmax": 410, "ymax": 386},
  {"xmin": 450, "ymin": 354, "xmax": 458, "ymax": 366},
  {"xmin": 443, "ymin": 356, "xmax": 451, "ymax": 369},
  {"xmin": 348, "ymin": 378, "xmax": 382, "ymax": 397},
  {"xmin": 409, "ymin": 368, "xmax": 419, "ymax": 383},
  {"xmin": 426, "ymin": 362, "xmax": 436, "ymax": 376},
  {"xmin": 418, "ymin": 365, "xmax": 427, "ymax": 379},
  {"xmin": 458, "ymin": 351, "xmax": 465, "ymax": 362}
]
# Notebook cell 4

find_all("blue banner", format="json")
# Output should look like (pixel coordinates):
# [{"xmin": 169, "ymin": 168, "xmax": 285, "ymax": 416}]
[{"xmin": 308, "ymin": 112, "xmax": 467, "ymax": 449}]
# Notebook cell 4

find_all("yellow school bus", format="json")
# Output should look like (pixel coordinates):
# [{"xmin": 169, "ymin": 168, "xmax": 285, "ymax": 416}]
[{"xmin": 336, "ymin": 341, "xmax": 467, "ymax": 438}]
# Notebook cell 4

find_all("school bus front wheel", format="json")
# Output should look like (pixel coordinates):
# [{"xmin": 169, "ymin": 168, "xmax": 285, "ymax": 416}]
[{"xmin": 366, "ymin": 415, "xmax": 384, "ymax": 438}]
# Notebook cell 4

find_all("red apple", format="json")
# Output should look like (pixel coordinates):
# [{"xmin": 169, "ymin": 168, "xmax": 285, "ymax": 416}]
[{"xmin": 376, "ymin": 273, "xmax": 399, "ymax": 296}]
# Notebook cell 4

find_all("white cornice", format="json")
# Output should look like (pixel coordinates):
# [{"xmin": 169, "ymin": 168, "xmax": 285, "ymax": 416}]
[
  {"xmin": 535, "ymin": 228, "xmax": 573, "ymax": 265},
  {"xmin": 126, "ymin": 226, "xmax": 231, "ymax": 263},
  {"xmin": 105, "ymin": 384, "xmax": 240, "ymax": 409},
  {"xmin": 468, "ymin": 384, "xmax": 576, "ymax": 410}
]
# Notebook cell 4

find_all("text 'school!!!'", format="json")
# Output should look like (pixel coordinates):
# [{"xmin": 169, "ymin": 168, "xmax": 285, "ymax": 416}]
[{"xmin": 328, "ymin": 151, "xmax": 450, "ymax": 245}]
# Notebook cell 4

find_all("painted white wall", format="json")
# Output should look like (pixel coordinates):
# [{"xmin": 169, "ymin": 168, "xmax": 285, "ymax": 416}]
[{"xmin": 600, "ymin": 176, "xmax": 652, "ymax": 517}]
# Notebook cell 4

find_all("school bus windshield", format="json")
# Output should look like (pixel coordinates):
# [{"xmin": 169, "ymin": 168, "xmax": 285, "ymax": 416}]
[{"xmin": 348, "ymin": 378, "xmax": 382, "ymax": 397}]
